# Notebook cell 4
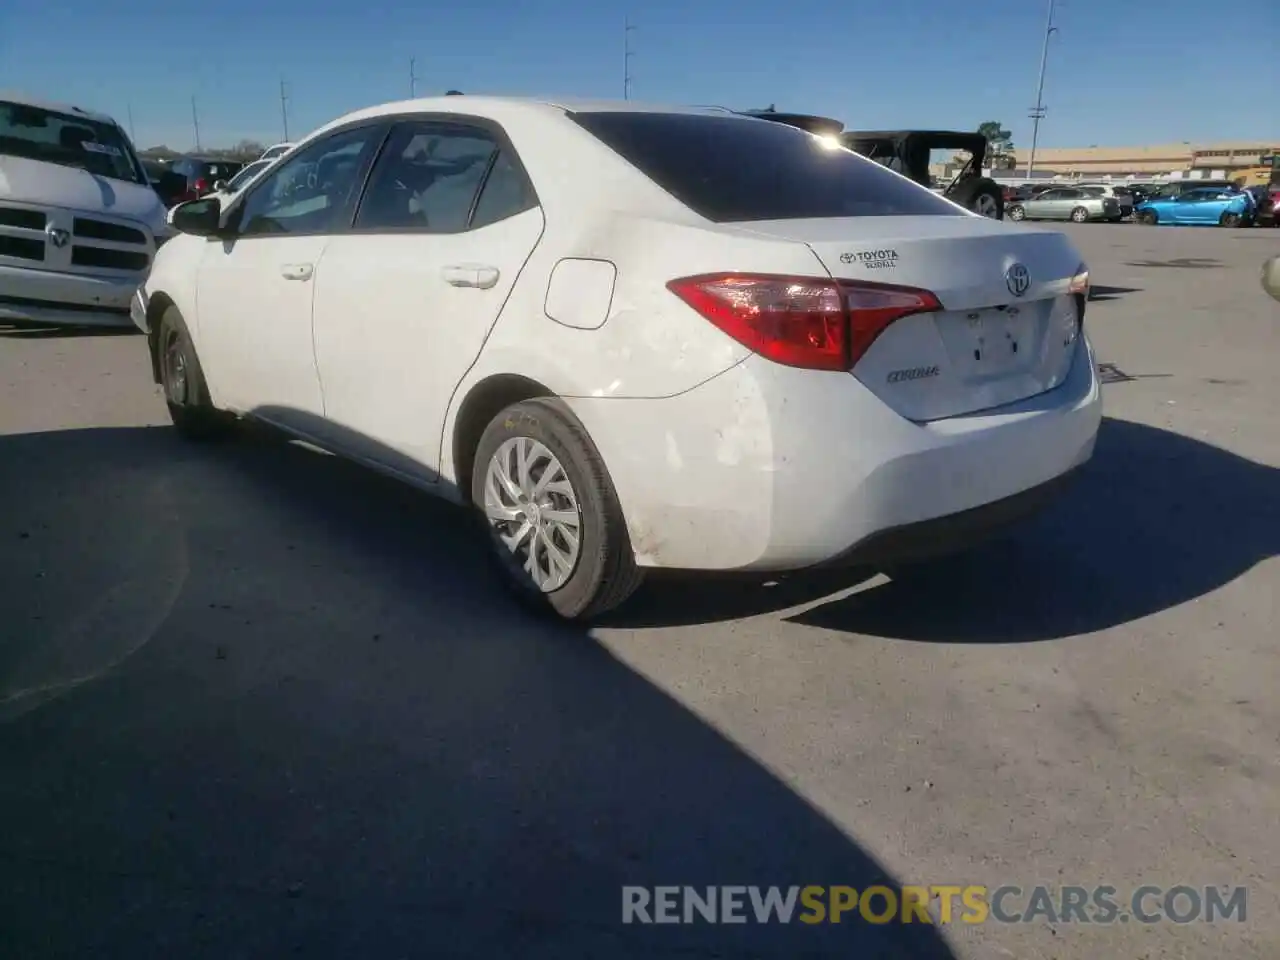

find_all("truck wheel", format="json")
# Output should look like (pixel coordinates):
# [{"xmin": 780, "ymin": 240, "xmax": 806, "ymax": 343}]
[
  {"xmin": 949, "ymin": 177, "xmax": 1004, "ymax": 219},
  {"xmin": 472, "ymin": 398, "xmax": 643, "ymax": 621},
  {"xmin": 157, "ymin": 305, "xmax": 230, "ymax": 440}
]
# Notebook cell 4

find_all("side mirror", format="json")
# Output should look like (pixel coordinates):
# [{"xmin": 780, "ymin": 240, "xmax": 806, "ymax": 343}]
[
  {"xmin": 169, "ymin": 197, "xmax": 223, "ymax": 238},
  {"xmin": 1262, "ymin": 255, "xmax": 1280, "ymax": 303}
]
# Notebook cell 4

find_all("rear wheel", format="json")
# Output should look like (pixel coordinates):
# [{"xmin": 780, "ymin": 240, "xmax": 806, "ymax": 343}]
[
  {"xmin": 472, "ymin": 398, "xmax": 643, "ymax": 621},
  {"xmin": 1070, "ymin": 206, "xmax": 1090, "ymax": 223},
  {"xmin": 1218, "ymin": 211, "xmax": 1242, "ymax": 227},
  {"xmin": 157, "ymin": 305, "xmax": 229, "ymax": 440},
  {"xmin": 1007, "ymin": 204, "xmax": 1026, "ymax": 222},
  {"xmin": 948, "ymin": 177, "xmax": 1004, "ymax": 219}
]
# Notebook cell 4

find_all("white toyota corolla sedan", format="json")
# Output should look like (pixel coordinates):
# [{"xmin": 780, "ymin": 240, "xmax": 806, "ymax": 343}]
[{"xmin": 132, "ymin": 96, "xmax": 1101, "ymax": 620}]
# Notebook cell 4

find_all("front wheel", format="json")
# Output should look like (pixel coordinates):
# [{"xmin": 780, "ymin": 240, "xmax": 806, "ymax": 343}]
[
  {"xmin": 157, "ymin": 305, "xmax": 230, "ymax": 440},
  {"xmin": 472, "ymin": 398, "xmax": 643, "ymax": 620},
  {"xmin": 1138, "ymin": 210, "xmax": 1158, "ymax": 225},
  {"xmin": 1007, "ymin": 204, "xmax": 1026, "ymax": 221},
  {"xmin": 1070, "ymin": 206, "xmax": 1090, "ymax": 223}
]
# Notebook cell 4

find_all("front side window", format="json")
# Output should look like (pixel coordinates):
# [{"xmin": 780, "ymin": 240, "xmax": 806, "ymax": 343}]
[
  {"xmin": 237, "ymin": 125, "xmax": 384, "ymax": 237},
  {"xmin": 355, "ymin": 123, "xmax": 506, "ymax": 232},
  {"xmin": 0, "ymin": 99, "xmax": 145, "ymax": 184},
  {"xmin": 571, "ymin": 112, "xmax": 964, "ymax": 222}
]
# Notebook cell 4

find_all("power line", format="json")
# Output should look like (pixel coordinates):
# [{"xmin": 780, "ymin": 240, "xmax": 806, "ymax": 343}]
[
  {"xmin": 280, "ymin": 79, "xmax": 291, "ymax": 142},
  {"xmin": 1026, "ymin": 0, "xmax": 1058, "ymax": 178},
  {"xmin": 191, "ymin": 96, "xmax": 202, "ymax": 152},
  {"xmin": 624, "ymin": 17, "xmax": 636, "ymax": 100}
]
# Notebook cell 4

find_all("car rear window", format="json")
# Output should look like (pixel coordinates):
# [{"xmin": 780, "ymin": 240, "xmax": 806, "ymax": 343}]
[{"xmin": 569, "ymin": 111, "xmax": 965, "ymax": 223}]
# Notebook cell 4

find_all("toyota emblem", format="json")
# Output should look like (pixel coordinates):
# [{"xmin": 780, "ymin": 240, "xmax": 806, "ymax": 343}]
[
  {"xmin": 1005, "ymin": 262, "xmax": 1030, "ymax": 297},
  {"xmin": 47, "ymin": 225, "xmax": 71, "ymax": 249}
]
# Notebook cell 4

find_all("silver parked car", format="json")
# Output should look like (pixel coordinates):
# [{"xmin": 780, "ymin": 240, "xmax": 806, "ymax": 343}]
[
  {"xmin": 1007, "ymin": 186, "xmax": 1122, "ymax": 223},
  {"xmin": 1075, "ymin": 183, "xmax": 1135, "ymax": 218}
]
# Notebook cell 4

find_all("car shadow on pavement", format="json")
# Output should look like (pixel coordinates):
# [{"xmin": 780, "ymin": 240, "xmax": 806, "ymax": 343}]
[
  {"xmin": 0, "ymin": 323, "xmax": 140, "ymax": 339},
  {"xmin": 1087, "ymin": 284, "xmax": 1141, "ymax": 302},
  {"xmin": 788, "ymin": 416, "xmax": 1278, "ymax": 642},
  {"xmin": 609, "ymin": 417, "xmax": 1278, "ymax": 643},
  {"xmin": 0, "ymin": 424, "xmax": 957, "ymax": 959}
]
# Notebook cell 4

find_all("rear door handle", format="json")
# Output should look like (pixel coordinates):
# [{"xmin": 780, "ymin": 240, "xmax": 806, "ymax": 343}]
[
  {"xmin": 441, "ymin": 264, "xmax": 500, "ymax": 289},
  {"xmin": 281, "ymin": 263, "xmax": 314, "ymax": 281}
]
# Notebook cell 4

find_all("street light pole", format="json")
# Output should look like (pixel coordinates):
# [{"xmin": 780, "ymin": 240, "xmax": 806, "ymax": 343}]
[
  {"xmin": 191, "ymin": 96, "xmax": 202, "ymax": 152},
  {"xmin": 280, "ymin": 80, "xmax": 290, "ymax": 141},
  {"xmin": 1027, "ymin": 0, "xmax": 1058, "ymax": 178},
  {"xmin": 410, "ymin": 58, "xmax": 418, "ymax": 98},
  {"xmin": 624, "ymin": 17, "xmax": 636, "ymax": 100}
]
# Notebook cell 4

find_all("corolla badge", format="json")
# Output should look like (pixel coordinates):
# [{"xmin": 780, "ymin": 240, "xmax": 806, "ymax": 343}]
[
  {"xmin": 1005, "ymin": 262, "xmax": 1030, "ymax": 297},
  {"xmin": 47, "ymin": 225, "xmax": 71, "ymax": 249}
]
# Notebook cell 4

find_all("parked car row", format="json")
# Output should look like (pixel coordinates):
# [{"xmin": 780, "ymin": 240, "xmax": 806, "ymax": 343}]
[{"xmin": 1005, "ymin": 180, "xmax": 1274, "ymax": 227}]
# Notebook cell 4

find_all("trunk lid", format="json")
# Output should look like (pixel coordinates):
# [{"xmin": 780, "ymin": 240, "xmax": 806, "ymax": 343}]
[{"xmin": 740, "ymin": 216, "xmax": 1086, "ymax": 421}]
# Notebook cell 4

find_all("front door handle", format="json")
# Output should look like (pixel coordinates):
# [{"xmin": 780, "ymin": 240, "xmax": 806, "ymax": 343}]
[
  {"xmin": 281, "ymin": 263, "xmax": 314, "ymax": 281},
  {"xmin": 441, "ymin": 264, "xmax": 500, "ymax": 289}
]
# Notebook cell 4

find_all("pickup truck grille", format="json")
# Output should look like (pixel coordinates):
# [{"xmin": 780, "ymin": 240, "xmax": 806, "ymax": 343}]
[
  {"xmin": 0, "ymin": 207, "xmax": 47, "ymax": 231},
  {"xmin": 0, "ymin": 202, "xmax": 152, "ymax": 276},
  {"xmin": 73, "ymin": 217, "xmax": 148, "ymax": 245},
  {"xmin": 0, "ymin": 235, "xmax": 45, "ymax": 262},
  {"xmin": 72, "ymin": 246, "xmax": 150, "ymax": 271}
]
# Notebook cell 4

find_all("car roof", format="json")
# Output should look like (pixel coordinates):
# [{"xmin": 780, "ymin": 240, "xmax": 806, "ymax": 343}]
[
  {"xmin": 0, "ymin": 89, "xmax": 119, "ymax": 126},
  {"xmin": 309, "ymin": 95, "xmax": 743, "ymax": 138}
]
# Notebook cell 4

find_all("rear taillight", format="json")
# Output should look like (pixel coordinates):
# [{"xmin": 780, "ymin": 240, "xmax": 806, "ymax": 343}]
[
  {"xmin": 666, "ymin": 274, "xmax": 941, "ymax": 371},
  {"xmin": 192, "ymin": 177, "xmax": 209, "ymax": 194}
]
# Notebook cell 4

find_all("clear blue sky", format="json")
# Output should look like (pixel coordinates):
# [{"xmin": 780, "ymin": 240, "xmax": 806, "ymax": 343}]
[{"xmin": 3, "ymin": 0, "xmax": 1277, "ymax": 152}]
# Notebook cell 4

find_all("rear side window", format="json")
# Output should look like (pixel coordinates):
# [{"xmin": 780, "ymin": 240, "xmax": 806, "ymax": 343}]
[{"xmin": 570, "ymin": 112, "xmax": 963, "ymax": 222}]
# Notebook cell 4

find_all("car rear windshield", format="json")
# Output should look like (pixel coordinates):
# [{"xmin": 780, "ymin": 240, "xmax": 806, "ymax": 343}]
[
  {"xmin": 569, "ymin": 111, "xmax": 965, "ymax": 223},
  {"xmin": 0, "ymin": 100, "xmax": 145, "ymax": 184}
]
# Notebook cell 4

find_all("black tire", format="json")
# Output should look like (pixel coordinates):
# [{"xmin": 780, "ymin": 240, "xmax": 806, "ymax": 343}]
[
  {"xmin": 471, "ymin": 398, "xmax": 643, "ymax": 621},
  {"xmin": 948, "ymin": 177, "xmax": 1004, "ymax": 219},
  {"xmin": 1070, "ymin": 206, "xmax": 1090, "ymax": 223},
  {"xmin": 1218, "ymin": 212, "xmax": 1242, "ymax": 227},
  {"xmin": 1007, "ymin": 204, "xmax": 1026, "ymax": 222},
  {"xmin": 1138, "ymin": 210, "xmax": 1158, "ymax": 225},
  {"xmin": 1108, "ymin": 217, "xmax": 1123, "ymax": 223},
  {"xmin": 156, "ymin": 305, "xmax": 229, "ymax": 440}
]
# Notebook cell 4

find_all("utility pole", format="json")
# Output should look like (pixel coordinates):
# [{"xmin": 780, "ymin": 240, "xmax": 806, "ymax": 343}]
[
  {"xmin": 279, "ymin": 80, "xmax": 290, "ymax": 141},
  {"xmin": 624, "ymin": 17, "xmax": 636, "ymax": 100},
  {"xmin": 127, "ymin": 104, "xmax": 137, "ymax": 143},
  {"xmin": 410, "ymin": 58, "xmax": 419, "ymax": 98},
  {"xmin": 1026, "ymin": 0, "xmax": 1058, "ymax": 178},
  {"xmin": 191, "ymin": 96, "xmax": 202, "ymax": 152}
]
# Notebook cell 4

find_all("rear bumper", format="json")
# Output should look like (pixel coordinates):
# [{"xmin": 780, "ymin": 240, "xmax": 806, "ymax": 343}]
[
  {"xmin": 0, "ymin": 264, "xmax": 139, "ymax": 329},
  {"xmin": 816, "ymin": 467, "xmax": 1080, "ymax": 569},
  {"xmin": 567, "ymin": 336, "xmax": 1101, "ymax": 572}
]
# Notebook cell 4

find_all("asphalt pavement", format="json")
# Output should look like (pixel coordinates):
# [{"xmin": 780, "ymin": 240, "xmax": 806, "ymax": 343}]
[{"xmin": 1, "ymin": 223, "xmax": 1277, "ymax": 959}]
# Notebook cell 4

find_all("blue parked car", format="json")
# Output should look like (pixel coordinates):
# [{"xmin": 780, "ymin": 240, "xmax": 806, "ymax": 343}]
[{"xmin": 1135, "ymin": 187, "xmax": 1254, "ymax": 227}]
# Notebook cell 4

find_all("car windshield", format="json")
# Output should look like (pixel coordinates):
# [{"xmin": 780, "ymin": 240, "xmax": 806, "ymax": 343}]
[
  {"xmin": 226, "ymin": 160, "xmax": 270, "ymax": 191},
  {"xmin": 0, "ymin": 99, "xmax": 145, "ymax": 185},
  {"xmin": 570, "ymin": 112, "xmax": 964, "ymax": 222}
]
